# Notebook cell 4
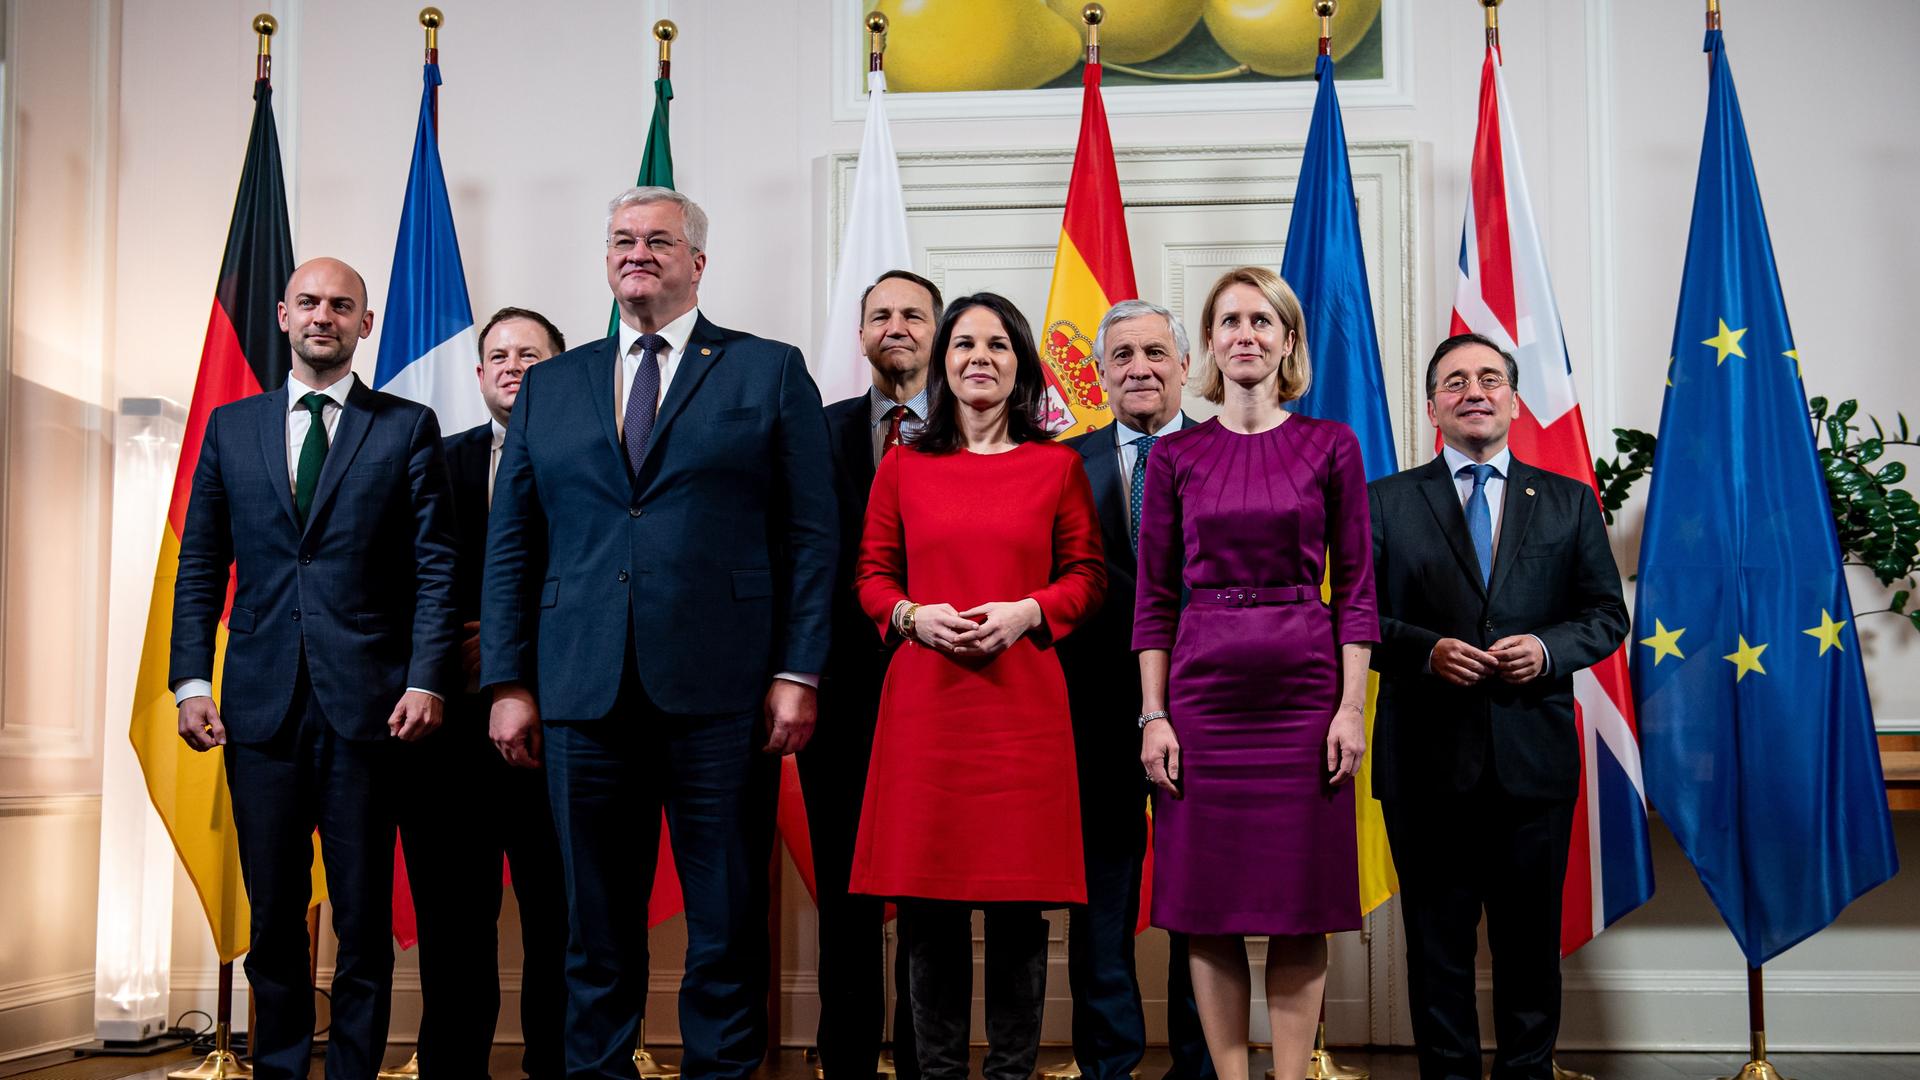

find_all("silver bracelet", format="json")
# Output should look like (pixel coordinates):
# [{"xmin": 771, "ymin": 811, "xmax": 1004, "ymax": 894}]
[{"xmin": 1137, "ymin": 710, "xmax": 1169, "ymax": 729}]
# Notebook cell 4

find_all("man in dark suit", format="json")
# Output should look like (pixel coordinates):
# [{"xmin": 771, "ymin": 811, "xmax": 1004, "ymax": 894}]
[
  {"xmin": 171, "ymin": 256, "xmax": 459, "ymax": 1080},
  {"xmin": 806, "ymin": 269, "xmax": 941, "ymax": 1080},
  {"xmin": 402, "ymin": 306, "xmax": 570, "ymax": 1078},
  {"xmin": 1368, "ymin": 333, "xmax": 1629, "ymax": 1080},
  {"xmin": 1058, "ymin": 300, "xmax": 1213, "ymax": 1080},
  {"xmin": 483, "ymin": 187, "xmax": 838, "ymax": 1080}
]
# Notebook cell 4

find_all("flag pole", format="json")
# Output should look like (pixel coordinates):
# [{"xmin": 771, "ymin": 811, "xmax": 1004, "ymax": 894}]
[
  {"xmin": 654, "ymin": 18, "xmax": 676, "ymax": 79},
  {"xmin": 1482, "ymin": 0, "xmax": 1502, "ymax": 51},
  {"xmin": 419, "ymin": 7, "xmax": 441, "ymax": 132},
  {"xmin": 1715, "ymin": 966, "xmax": 1791, "ymax": 1080},
  {"xmin": 167, "ymin": 19, "xmax": 276, "ymax": 1079},
  {"xmin": 1082, "ymin": 1, "xmax": 1103, "ymax": 65}
]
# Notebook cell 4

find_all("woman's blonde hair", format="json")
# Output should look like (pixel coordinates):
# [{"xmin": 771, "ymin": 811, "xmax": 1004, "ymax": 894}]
[{"xmin": 1195, "ymin": 266, "xmax": 1311, "ymax": 405}]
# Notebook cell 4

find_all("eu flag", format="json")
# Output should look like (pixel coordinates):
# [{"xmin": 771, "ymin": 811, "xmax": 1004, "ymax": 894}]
[
  {"xmin": 1633, "ymin": 28, "xmax": 1897, "ymax": 966},
  {"xmin": 1281, "ymin": 54, "xmax": 1396, "ymax": 485}
]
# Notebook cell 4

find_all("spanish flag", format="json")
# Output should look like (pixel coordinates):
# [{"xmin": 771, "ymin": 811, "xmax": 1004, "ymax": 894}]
[
  {"xmin": 1039, "ymin": 59, "xmax": 1136, "ymax": 439},
  {"xmin": 129, "ymin": 75, "xmax": 317, "ymax": 963}
]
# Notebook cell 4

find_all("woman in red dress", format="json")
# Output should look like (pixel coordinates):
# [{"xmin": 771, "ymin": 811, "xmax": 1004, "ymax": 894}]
[{"xmin": 850, "ymin": 292, "xmax": 1106, "ymax": 1080}]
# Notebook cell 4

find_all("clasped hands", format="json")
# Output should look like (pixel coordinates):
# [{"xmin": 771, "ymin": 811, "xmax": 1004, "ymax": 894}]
[
  {"xmin": 1431, "ymin": 635, "xmax": 1544, "ymax": 686},
  {"xmin": 898, "ymin": 598, "xmax": 1042, "ymax": 656}
]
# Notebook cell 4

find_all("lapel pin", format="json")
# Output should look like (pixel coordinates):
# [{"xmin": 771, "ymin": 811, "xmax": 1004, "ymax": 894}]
[
  {"xmin": 1525, "ymin": 487, "xmax": 1536, "ymax": 496},
  {"xmin": 700, "ymin": 347, "xmax": 712, "ymax": 356}
]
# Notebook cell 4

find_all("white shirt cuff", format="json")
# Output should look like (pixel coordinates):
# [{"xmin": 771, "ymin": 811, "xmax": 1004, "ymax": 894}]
[
  {"xmin": 172, "ymin": 679, "xmax": 214, "ymax": 707},
  {"xmin": 773, "ymin": 672, "xmax": 819, "ymax": 689},
  {"xmin": 406, "ymin": 687, "xmax": 444, "ymax": 701}
]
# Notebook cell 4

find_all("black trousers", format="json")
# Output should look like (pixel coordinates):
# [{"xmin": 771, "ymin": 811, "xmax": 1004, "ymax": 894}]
[
  {"xmin": 225, "ymin": 661, "xmax": 395, "ymax": 1080},
  {"xmin": 1382, "ymin": 782, "xmax": 1576, "ymax": 1080},
  {"xmin": 796, "ymin": 700, "xmax": 917, "ymax": 1080},
  {"xmin": 544, "ymin": 665, "xmax": 778, "ymax": 1080},
  {"xmin": 901, "ymin": 901, "xmax": 1049, "ymax": 1080},
  {"xmin": 400, "ymin": 708, "xmax": 569, "ymax": 1079}
]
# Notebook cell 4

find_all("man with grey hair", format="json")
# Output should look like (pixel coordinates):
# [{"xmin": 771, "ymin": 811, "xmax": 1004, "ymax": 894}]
[
  {"xmin": 1056, "ymin": 300, "xmax": 1214, "ymax": 1080},
  {"xmin": 482, "ymin": 186, "xmax": 837, "ymax": 1079}
]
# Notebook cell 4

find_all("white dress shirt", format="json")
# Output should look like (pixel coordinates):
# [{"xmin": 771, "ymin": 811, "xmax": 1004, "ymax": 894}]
[
  {"xmin": 615, "ymin": 306, "xmax": 819, "ymax": 691},
  {"xmin": 1113, "ymin": 412, "xmax": 1185, "ymax": 506},
  {"xmin": 173, "ymin": 373, "xmax": 442, "ymax": 706},
  {"xmin": 487, "ymin": 418, "xmax": 507, "ymax": 508},
  {"xmin": 1434, "ymin": 442, "xmax": 1548, "ymax": 675},
  {"xmin": 867, "ymin": 384, "xmax": 930, "ymax": 466},
  {"xmin": 615, "ymin": 305, "xmax": 701, "ymax": 436}
]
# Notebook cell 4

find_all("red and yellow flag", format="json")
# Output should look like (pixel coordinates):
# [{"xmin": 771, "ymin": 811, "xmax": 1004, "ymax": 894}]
[
  {"xmin": 1039, "ymin": 60, "xmax": 1137, "ymax": 439},
  {"xmin": 129, "ymin": 76, "xmax": 317, "ymax": 964}
]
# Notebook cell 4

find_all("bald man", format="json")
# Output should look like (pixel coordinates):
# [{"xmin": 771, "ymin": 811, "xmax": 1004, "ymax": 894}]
[{"xmin": 170, "ymin": 257, "xmax": 460, "ymax": 1080}]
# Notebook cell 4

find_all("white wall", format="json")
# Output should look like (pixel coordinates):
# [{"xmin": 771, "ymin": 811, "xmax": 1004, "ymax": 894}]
[{"xmin": 3, "ymin": 0, "xmax": 1913, "ymax": 1058}]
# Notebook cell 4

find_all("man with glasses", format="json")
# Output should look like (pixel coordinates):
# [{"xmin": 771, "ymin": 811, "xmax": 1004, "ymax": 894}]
[
  {"xmin": 1365, "ymin": 333, "xmax": 1627, "ymax": 1080},
  {"xmin": 482, "ymin": 187, "xmax": 837, "ymax": 1080}
]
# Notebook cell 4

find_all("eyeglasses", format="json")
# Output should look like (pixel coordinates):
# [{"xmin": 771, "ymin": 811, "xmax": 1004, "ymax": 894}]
[
  {"xmin": 608, "ymin": 233, "xmax": 695, "ymax": 257},
  {"xmin": 1437, "ymin": 372, "xmax": 1511, "ymax": 395}
]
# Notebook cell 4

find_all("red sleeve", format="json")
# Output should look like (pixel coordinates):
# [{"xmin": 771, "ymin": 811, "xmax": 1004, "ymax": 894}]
[
  {"xmin": 854, "ymin": 448, "xmax": 910, "ymax": 641},
  {"xmin": 1026, "ymin": 452, "xmax": 1107, "ymax": 647}
]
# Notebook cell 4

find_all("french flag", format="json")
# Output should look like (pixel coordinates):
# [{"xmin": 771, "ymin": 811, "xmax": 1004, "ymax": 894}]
[
  {"xmin": 1451, "ymin": 44, "xmax": 1656, "ymax": 954},
  {"xmin": 374, "ymin": 60, "xmax": 484, "ymax": 433}
]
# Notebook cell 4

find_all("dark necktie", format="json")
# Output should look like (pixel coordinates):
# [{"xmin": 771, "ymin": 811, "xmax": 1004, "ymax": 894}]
[
  {"xmin": 882, "ymin": 405, "xmax": 907, "ymax": 457},
  {"xmin": 1462, "ymin": 462, "xmax": 1496, "ymax": 586},
  {"xmin": 624, "ymin": 333, "xmax": 668, "ymax": 477},
  {"xmin": 1129, "ymin": 434, "xmax": 1158, "ymax": 550},
  {"xmin": 293, "ymin": 392, "xmax": 330, "ymax": 527}
]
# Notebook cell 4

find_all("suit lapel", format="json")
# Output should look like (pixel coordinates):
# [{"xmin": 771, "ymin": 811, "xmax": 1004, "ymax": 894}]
[
  {"xmin": 1080, "ymin": 425, "xmax": 1130, "ymax": 560},
  {"xmin": 256, "ymin": 387, "xmax": 299, "ymax": 528},
  {"xmin": 1486, "ymin": 458, "xmax": 1537, "ymax": 600},
  {"xmin": 1417, "ymin": 455, "xmax": 1489, "ymax": 600},
  {"xmin": 302, "ymin": 378, "xmax": 375, "ymax": 537},
  {"xmin": 638, "ymin": 314, "xmax": 725, "ymax": 479},
  {"xmin": 841, "ymin": 399, "xmax": 877, "ymax": 493},
  {"xmin": 585, "ymin": 336, "xmax": 622, "ymax": 463}
]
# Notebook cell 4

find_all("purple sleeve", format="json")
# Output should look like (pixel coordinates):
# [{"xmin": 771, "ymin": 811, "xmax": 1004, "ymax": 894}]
[
  {"xmin": 1131, "ymin": 439, "xmax": 1183, "ymax": 652},
  {"xmin": 1327, "ymin": 424, "xmax": 1380, "ymax": 645}
]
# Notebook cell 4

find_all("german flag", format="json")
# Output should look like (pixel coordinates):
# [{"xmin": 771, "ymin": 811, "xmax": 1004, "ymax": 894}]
[
  {"xmin": 129, "ymin": 75, "xmax": 315, "ymax": 963},
  {"xmin": 1038, "ymin": 59, "xmax": 1136, "ymax": 439}
]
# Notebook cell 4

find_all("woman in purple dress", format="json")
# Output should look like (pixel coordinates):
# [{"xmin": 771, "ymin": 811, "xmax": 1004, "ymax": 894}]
[{"xmin": 1133, "ymin": 266, "xmax": 1378, "ymax": 1079}]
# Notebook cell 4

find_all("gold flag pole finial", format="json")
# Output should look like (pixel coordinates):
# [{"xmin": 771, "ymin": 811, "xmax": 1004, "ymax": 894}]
[
  {"xmin": 1315, "ymin": 0, "xmax": 1336, "ymax": 57},
  {"xmin": 1482, "ymin": 0, "xmax": 1503, "ymax": 50},
  {"xmin": 1706, "ymin": 0, "xmax": 1721, "ymax": 31},
  {"xmin": 252, "ymin": 13, "xmax": 276, "ymax": 82},
  {"xmin": 1082, "ymin": 3, "xmax": 1104, "ymax": 65},
  {"xmin": 866, "ymin": 11, "xmax": 888, "ymax": 74},
  {"xmin": 419, "ymin": 6, "xmax": 442, "ymax": 56},
  {"xmin": 654, "ymin": 19, "xmax": 677, "ymax": 79}
]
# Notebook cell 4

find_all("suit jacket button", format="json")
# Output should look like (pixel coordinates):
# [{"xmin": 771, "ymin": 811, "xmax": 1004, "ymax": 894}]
[
  {"xmin": 630, "ymin": 507, "xmax": 643, "ymax": 518},
  {"xmin": 292, "ymin": 609, "xmax": 301, "ymax": 621},
  {"xmin": 617, "ymin": 570, "xmax": 630, "ymax": 583},
  {"xmin": 1483, "ymin": 619, "xmax": 1493, "ymax": 632},
  {"xmin": 300, "ymin": 555, "xmax": 312, "ymax": 565}
]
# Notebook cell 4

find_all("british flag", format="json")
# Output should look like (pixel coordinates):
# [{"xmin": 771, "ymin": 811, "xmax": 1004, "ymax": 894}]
[{"xmin": 1450, "ymin": 44, "xmax": 1656, "ymax": 954}]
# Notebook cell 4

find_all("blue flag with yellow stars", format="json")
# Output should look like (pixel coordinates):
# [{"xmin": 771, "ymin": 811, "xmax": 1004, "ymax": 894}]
[{"xmin": 1633, "ymin": 27, "xmax": 1897, "ymax": 966}]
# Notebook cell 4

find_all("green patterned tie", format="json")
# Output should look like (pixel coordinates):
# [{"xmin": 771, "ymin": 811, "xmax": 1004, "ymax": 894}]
[{"xmin": 293, "ymin": 392, "xmax": 330, "ymax": 526}]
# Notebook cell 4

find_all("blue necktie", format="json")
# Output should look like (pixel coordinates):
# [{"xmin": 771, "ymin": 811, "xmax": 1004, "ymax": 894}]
[
  {"xmin": 624, "ymin": 333, "xmax": 668, "ymax": 478},
  {"xmin": 1129, "ymin": 434, "xmax": 1158, "ymax": 551},
  {"xmin": 1462, "ymin": 462, "xmax": 1496, "ymax": 586}
]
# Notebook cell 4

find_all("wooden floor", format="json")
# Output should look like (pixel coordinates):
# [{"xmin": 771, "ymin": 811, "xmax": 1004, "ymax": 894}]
[{"xmin": 6, "ymin": 1046, "xmax": 1917, "ymax": 1080}]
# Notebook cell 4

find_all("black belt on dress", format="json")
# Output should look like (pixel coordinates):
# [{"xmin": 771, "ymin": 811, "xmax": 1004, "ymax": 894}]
[{"xmin": 1189, "ymin": 585, "xmax": 1318, "ymax": 607}]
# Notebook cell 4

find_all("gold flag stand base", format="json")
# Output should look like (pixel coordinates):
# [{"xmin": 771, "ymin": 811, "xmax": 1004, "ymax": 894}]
[
  {"xmin": 1552, "ymin": 1062, "xmax": 1596, "ymax": 1080},
  {"xmin": 1716, "ymin": 1030, "xmax": 1792, "ymax": 1080},
  {"xmin": 817, "ymin": 1049, "xmax": 901, "ymax": 1079},
  {"xmin": 635, "ymin": 1023, "xmax": 680, "ymax": 1080},
  {"xmin": 376, "ymin": 1052, "xmax": 420, "ymax": 1079},
  {"xmin": 1262, "ymin": 1024, "xmax": 1366, "ymax": 1080},
  {"xmin": 1039, "ymin": 1060, "xmax": 1140, "ymax": 1080},
  {"xmin": 168, "ymin": 1023, "xmax": 252, "ymax": 1080}
]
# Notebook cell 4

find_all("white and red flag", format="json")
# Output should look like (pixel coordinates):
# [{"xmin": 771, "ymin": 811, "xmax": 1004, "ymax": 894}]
[{"xmin": 1450, "ymin": 43, "xmax": 1655, "ymax": 953}]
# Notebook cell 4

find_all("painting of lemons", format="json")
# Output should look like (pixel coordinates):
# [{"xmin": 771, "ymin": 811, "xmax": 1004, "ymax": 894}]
[{"xmin": 870, "ymin": 0, "xmax": 1384, "ymax": 93}]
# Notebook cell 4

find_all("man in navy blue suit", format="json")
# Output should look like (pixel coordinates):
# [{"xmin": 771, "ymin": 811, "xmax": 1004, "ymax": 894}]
[
  {"xmin": 807, "ymin": 269, "xmax": 941, "ymax": 1080},
  {"xmin": 1058, "ymin": 300, "xmax": 1214, "ymax": 1080},
  {"xmin": 171, "ymin": 256, "xmax": 459, "ymax": 1080},
  {"xmin": 483, "ymin": 187, "xmax": 838, "ymax": 1080},
  {"xmin": 403, "ymin": 307, "xmax": 571, "ymax": 1078}
]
